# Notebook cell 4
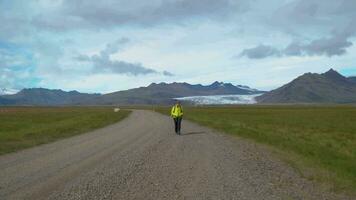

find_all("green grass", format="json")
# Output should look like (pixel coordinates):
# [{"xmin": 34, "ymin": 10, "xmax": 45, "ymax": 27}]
[
  {"xmin": 155, "ymin": 105, "xmax": 356, "ymax": 192},
  {"xmin": 0, "ymin": 107, "xmax": 131, "ymax": 155}
]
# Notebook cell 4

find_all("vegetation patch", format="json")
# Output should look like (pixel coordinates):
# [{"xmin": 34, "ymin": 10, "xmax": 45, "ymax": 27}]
[
  {"xmin": 0, "ymin": 107, "xmax": 130, "ymax": 155},
  {"xmin": 155, "ymin": 105, "xmax": 356, "ymax": 192}
]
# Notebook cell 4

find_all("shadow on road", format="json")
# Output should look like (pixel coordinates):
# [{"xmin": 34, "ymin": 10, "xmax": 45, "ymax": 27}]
[{"xmin": 181, "ymin": 131, "xmax": 205, "ymax": 136}]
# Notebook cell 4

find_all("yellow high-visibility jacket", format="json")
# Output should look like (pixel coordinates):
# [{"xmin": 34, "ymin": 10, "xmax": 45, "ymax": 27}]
[{"xmin": 171, "ymin": 105, "xmax": 183, "ymax": 118}]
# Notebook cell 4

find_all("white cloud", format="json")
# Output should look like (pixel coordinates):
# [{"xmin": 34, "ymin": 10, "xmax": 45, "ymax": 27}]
[{"xmin": 1, "ymin": 0, "xmax": 356, "ymax": 93}]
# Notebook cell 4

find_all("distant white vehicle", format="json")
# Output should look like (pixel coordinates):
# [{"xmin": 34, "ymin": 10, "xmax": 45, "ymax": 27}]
[
  {"xmin": 175, "ymin": 94, "xmax": 262, "ymax": 105},
  {"xmin": 114, "ymin": 108, "xmax": 120, "ymax": 112}
]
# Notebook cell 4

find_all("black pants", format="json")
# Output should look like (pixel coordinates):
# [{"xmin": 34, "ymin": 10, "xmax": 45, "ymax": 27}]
[{"xmin": 173, "ymin": 117, "xmax": 182, "ymax": 134}]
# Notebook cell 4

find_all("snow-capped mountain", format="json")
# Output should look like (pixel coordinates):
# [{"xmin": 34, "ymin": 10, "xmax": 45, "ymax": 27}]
[
  {"xmin": 236, "ymin": 85, "xmax": 259, "ymax": 92},
  {"xmin": 0, "ymin": 82, "xmax": 264, "ymax": 105},
  {"xmin": 0, "ymin": 88, "xmax": 19, "ymax": 95},
  {"xmin": 176, "ymin": 94, "xmax": 262, "ymax": 105}
]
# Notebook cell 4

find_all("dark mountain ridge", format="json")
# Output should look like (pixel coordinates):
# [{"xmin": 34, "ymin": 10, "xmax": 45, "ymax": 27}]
[
  {"xmin": 2, "ymin": 69, "xmax": 355, "ymax": 105},
  {"xmin": 256, "ymin": 69, "xmax": 356, "ymax": 104},
  {"xmin": 348, "ymin": 76, "xmax": 356, "ymax": 83},
  {"xmin": 83, "ymin": 81, "xmax": 264, "ymax": 105},
  {"xmin": 0, "ymin": 82, "xmax": 263, "ymax": 106},
  {"xmin": 0, "ymin": 88, "xmax": 100, "ymax": 106}
]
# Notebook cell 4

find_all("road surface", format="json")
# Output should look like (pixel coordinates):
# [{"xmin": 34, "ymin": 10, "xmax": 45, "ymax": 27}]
[{"xmin": 0, "ymin": 110, "xmax": 352, "ymax": 199}]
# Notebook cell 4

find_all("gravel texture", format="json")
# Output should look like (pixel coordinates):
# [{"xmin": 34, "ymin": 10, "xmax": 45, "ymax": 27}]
[{"xmin": 0, "ymin": 110, "xmax": 353, "ymax": 200}]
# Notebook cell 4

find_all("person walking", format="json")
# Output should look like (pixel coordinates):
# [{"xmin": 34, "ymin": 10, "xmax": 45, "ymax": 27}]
[{"xmin": 171, "ymin": 100, "xmax": 183, "ymax": 135}]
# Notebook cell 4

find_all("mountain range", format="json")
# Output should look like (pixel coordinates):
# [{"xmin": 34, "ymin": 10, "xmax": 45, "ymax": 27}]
[
  {"xmin": 348, "ymin": 76, "xmax": 356, "ymax": 83},
  {"xmin": 0, "ymin": 88, "xmax": 99, "ymax": 106},
  {"xmin": 1, "ymin": 69, "xmax": 356, "ymax": 105},
  {"xmin": 82, "ymin": 82, "xmax": 263, "ymax": 105},
  {"xmin": 0, "ymin": 82, "xmax": 263, "ymax": 106},
  {"xmin": 256, "ymin": 69, "xmax": 356, "ymax": 104}
]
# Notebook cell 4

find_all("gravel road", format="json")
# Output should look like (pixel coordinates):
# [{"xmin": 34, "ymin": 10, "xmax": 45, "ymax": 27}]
[{"xmin": 0, "ymin": 110, "xmax": 353, "ymax": 200}]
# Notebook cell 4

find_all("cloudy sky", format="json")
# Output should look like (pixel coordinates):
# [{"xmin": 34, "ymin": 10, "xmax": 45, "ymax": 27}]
[{"xmin": 1, "ymin": 0, "xmax": 356, "ymax": 93}]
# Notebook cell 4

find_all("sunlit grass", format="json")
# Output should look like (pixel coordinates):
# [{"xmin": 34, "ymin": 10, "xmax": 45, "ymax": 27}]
[
  {"xmin": 0, "ymin": 107, "xmax": 131, "ymax": 155},
  {"xmin": 155, "ymin": 105, "xmax": 356, "ymax": 192}
]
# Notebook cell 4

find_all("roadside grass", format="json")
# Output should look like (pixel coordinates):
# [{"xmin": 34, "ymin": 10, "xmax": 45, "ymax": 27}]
[
  {"xmin": 0, "ymin": 107, "xmax": 131, "ymax": 155},
  {"xmin": 155, "ymin": 106, "xmax": 356, "ymax": 192}
]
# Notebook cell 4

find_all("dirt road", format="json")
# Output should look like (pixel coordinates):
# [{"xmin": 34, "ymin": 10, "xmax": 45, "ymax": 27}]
[{"xmin": 0, "ymin": 110, "xmax": 351, "ymax": 199}]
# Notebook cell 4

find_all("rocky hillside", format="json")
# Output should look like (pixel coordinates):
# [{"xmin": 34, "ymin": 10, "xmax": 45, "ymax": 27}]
[{"xmin": 256, "ymin": 69, "xmax": 356, "ymax": 104}]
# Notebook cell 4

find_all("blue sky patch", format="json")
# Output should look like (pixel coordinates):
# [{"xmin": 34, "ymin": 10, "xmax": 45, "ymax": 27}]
[{"xmin": 340, "ymin": 68, "xmax": 356, "ymax": 77}]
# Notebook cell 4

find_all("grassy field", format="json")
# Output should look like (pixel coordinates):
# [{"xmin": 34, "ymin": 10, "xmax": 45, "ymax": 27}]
[
  {"xmin": 155, "ymin": 106, "xmax": 356, "ymax": 191},
  {"xmin": 0, "ymin": 107, "xmax": 131, "ymax": 155}
]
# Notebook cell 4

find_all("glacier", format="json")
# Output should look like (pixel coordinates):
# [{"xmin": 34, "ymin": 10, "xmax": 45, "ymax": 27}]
[
  {"xmin": 175, "ymin": 94, "xmax": 262, "ymax": 105},
  {"xmin": 0, "ymin": 88, "xmax": 19, "ymax": 95}
]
